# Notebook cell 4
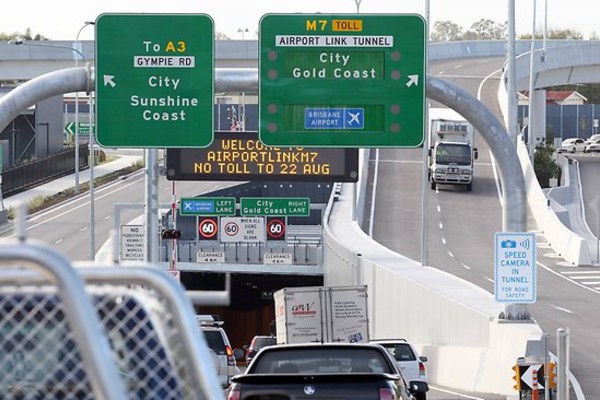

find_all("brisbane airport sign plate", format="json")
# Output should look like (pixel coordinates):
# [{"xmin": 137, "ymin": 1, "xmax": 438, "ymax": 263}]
[
  {"xmin": 95, "ymin": 13, "xmax": 214, "ymax": 148},
  {"xmin": 259, "ymin": 13, "xmax": 426, "ymax": 148},
  {"xmin": 166, "ymin": 131, "xmax": 358, "ymax": 182}
]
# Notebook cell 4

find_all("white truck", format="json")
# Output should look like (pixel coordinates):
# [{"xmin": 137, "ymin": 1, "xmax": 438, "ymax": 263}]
[
  {"xmin": 428, "ymin": 107, "xmax": 478, "ymax": 191},
  {"xmin": 274, "ymin": 285, "xmax": 369, "ymax": 345}
]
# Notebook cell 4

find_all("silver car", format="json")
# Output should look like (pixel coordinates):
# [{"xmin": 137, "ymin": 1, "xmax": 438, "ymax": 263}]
[
  {"xmin": 558, "ymin": 137, "xmax": 586, "ymax": 153},
  {"xmin": 371, "ymin": 339, "xmax": 429, "ymax": 400},
  {"xmin": 583, "ymin": 138, "xmax": 600, "ymax": 153}
]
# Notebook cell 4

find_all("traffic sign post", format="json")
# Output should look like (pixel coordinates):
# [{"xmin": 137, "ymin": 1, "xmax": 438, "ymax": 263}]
[
  {"xmin": 259, "ymin": 14, "xmax": 426, "ymax": 147},
  {"xmin": 95, "ymin": 13, "xmax": 214, "ymax": 148},
  {"xmin": 180, "ymin": 197, "xmax": 236, "ymax": 216},
  {"xmin": 494, "ymin": 232, "xmax": 537, "ymax": 303},
  {"xmin": 240, "ymin": 197, "xmax": 310, "ymax": 216},
  {"xmin": 198, "ymin": 217, "xmax": 219, "ymax": 240}
]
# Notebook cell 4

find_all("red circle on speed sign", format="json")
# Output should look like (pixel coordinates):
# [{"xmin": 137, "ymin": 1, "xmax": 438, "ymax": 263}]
[
  {"xmin": 198, "ymin": 218, "xmax": 218, "ymax": 240},
  {"xmin": 267, "ymin": 218, "xmax": 286, "ymax": 240}
]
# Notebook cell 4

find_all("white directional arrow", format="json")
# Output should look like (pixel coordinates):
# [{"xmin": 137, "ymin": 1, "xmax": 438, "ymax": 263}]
[
  {"xmin": 406, "ymin": 74, "xmax": 419, "ymax": 87},
  {"xmin": 103, "ymin": 75, "xmax": 116, "ymax": 88},
  {"xmin": 521, "ymin": 364, "xmax": 544, "ymax": 389}
]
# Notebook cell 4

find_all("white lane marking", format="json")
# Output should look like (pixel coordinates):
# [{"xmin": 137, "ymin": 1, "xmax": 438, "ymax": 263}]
[
  {"xmin": 429, "ymin": 385, "xmax": 486, "ymax": 400},
  {"xmin": 562, "ymin": 271, "xmax": 600, "ymax": 274},
  {"xmin": 79, "ymin": 227, "xmax": 88, "ymax": 232},
  {"xmin": 9, "ymin": 176, "xmax": 145, "ymax": 235},
  {"xmin": 538, "ymin": 261, "xmax": 600, "ymax": 294},
  {"xmin": 460, "ymin": 263, "xmax": 472, "ymax": 270},
  {"xmin": 476, "ymin": 68, "xmax": 505, "ymax": 205},
  {"xmin": 574, "ymin": 281, "xmax": 600, "ymax": 285},
  {"xmin": 454, "ymin": 64, "xmax": 462, "ymax": 69},
  {"xmin": 448, "ymin": 251, "xmax": 455, "ymax": 258},
  {"xmin": 441, "ymin": 237, "xmax": 447, "ymax": 245},
  {"xmin": 55, "ymin": 239, "xmax": 63, "ymax": 244},
  {"xmin": 104, "ymin": 215, "xmax": 111, "ymax": 220},
  {"xmin": 439, "ymin": 222, "xmax": 444, "ymax": 229},
  {"xmin": 551, "ymin": 305, "xmax": 573, "ymax": 314},
  {"xmin": 568, "ymin": 275, "xmax": 600, "ymax": 280},
  {"xmin": 486, "ymin": 277, "xmax": 494, "ymax": 283},
  {"xmin": 438, "ymin": 70, "xmax": 445, "ymax": 75},
  {"xmin": 437, "ymin": 205, "xmax": 441, "ymax": 213}
]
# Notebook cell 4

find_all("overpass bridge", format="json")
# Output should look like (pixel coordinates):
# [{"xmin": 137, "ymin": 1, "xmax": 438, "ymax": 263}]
[{"xmin": 2, "ymin": 39, "xmax": 600, "ymax": 396}]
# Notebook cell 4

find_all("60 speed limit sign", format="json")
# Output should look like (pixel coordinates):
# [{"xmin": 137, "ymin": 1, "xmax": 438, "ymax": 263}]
[
  {"xmin": 267, "ymin": 218, "xmax": 286, "ymax": 240},
  {"xmin": 198, "ymin": 218, "xmax": 218, "ymax": 240}
]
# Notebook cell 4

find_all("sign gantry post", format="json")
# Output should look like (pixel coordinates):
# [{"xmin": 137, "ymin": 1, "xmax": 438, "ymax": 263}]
[
  {"xmin": 95, "ymin": 13, "xmax": 214, "ymax": 148},
  {"xmin": 259, "ymin": 13, "xmax": 426, "ymax": 148}
]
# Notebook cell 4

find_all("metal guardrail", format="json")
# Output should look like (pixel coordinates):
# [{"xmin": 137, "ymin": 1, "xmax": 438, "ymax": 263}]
[{"xmin": 0, "ymin": 238, "xmax": 225, "ymax": 399}]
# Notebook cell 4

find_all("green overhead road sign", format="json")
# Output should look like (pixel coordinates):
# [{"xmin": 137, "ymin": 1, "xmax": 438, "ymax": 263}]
[
  {"xmin": 95, "ymin": 13, "xmax": 214, "ymax": 148},
  {"xmin": 241, "ymin": 197, "xmax": 310, "ymax": 216},
  {"xmin": 259, "ymin": 14, "xmax": 426, "ymax": 148},
  {"xmin": 180, "ymin": 197, "xmax": 236, "ymax": 216}
]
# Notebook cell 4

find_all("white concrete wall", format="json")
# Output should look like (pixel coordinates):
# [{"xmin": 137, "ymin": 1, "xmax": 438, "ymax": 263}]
[
  {"xmin": 323, "ymin": 182, "xmax": 543, "ymax": 396},
  {"xmin": 497, "ymin": 75, "xmax": 591, "ymax": 266}
]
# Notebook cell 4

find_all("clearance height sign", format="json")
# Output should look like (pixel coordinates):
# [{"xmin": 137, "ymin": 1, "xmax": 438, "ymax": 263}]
[
  {"xmin": 259, "ymin": 14, "xmax": 426, "ymax": 147},
  {"xmin": 166, "ymin": 131, "xmax": 358, "ymax": 182},
  {"xmin": 95, "ymin": 13, "xmax": 214, "ymax": 148}
]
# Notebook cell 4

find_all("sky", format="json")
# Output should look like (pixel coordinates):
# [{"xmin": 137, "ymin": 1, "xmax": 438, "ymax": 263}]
[{"xmin": 0, "ymin": 0, "xmax": 597, "ymax": 41}]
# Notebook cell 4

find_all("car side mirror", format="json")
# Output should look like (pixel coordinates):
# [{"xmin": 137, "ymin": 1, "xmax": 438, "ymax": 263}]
[
  {"xmin": 419, "ymin": 355, "xmax": 428, "ymax": 363},
  {"xmin": 473, "ymin": 148, "xmax": 479, "ymax": 160}
]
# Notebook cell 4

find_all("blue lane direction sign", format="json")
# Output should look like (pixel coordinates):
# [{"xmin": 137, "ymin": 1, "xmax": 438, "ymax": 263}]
[
  {"xmin": 494, "ymin": 232, "xmax": 537, "ymax": 304},
  {"xmin": 180, "ymin": 197, "xmax": 236, "ymax": 216},
  {"xmin": 305, "ymin": 108, "xmax": 365, "ymax": 130}
]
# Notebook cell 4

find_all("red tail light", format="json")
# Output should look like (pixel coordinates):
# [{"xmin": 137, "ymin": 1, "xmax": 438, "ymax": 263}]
[
  {"xmin": 226, "ymin": 387, "xmax": 240, "ymax": 400},
  {"xmin": 226, "ymin": 345, "xmax": 236, "ymax": 366},
  {"xmin": 379, "ymin": 388, "xmax": 396, "ymax": 400},
  {"xmin": 419, "ymin": 362, "xmax": 426, "ymax": 378}
]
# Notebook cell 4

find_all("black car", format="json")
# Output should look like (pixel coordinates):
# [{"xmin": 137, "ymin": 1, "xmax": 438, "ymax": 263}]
[
  {"xmin": 244, "ymin": 335, "xmax": 277, "ymax": 365},
  {"xmin": 227, "ymin": 342, "xmax": 415, "ymax": 400}
]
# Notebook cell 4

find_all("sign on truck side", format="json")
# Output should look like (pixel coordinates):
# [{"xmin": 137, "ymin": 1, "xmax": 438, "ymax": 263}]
[{"xmin": 274, "ymin": 285, "xmax": 369, "ymax": 344}]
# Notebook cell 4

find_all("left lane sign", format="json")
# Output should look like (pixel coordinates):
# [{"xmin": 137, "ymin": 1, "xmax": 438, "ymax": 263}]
[{"xmin": 95, "ymin": 13, "xmax": 214, "ymax": 148}]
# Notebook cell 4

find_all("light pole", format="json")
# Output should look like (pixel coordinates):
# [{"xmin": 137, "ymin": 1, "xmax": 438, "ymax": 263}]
[{"xmin": 75, "ymin": 21, "xmax": 95, "ymax": 194}]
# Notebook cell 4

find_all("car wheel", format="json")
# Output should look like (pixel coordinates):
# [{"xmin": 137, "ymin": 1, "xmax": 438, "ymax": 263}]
[{"xmin": 570, "ymin": 147, "xmax": 576, "ymax": 153}]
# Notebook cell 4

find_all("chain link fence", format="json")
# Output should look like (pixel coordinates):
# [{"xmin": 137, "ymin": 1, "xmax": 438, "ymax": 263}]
[{"xmin": 0, "ymin": 240, "xmax": 225, "ymax": 400}]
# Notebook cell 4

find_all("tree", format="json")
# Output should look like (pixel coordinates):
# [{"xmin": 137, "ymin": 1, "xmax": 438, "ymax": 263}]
[
  {"xmin": 430, "ymin": 20, "xmax": 463, "ymax": 42},
  {"xmin": 548, "ymin": 28, "xmax": 583, "ymax": 40},
  {"xmin": 463, "ymin": 19, "xmax": 507, "ymax": 40},
  {"xmin": 0, "ymin": 28, "xmax": 48, "ymax": 41},
  {"xmin": 534, "ymin": 138, "xmax": 558, "ymax": 188}
]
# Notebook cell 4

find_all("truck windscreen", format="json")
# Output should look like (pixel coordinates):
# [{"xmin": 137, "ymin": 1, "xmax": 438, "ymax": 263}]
[{"xmin": 435, "ymin": 143, "xmax": 471, "ymax": 165}]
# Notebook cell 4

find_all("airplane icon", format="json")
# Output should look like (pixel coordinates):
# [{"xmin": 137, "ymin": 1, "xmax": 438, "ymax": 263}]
[{"xmin": 348, "ymin": 111, "xmax": 361, "ymax": 125}]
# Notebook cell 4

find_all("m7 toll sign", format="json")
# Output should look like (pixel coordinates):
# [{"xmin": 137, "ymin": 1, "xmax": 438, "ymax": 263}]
[
  {"xmin": 259, "ymin": 14, "xmax": 426, "ymax": 148},
  {"xmin": 166, "ymin": 131, "xmax": 358, "ymax": 182},
  {"xmin": 95, "ymin": 14, "xmax": 214, "ymax": 148}
]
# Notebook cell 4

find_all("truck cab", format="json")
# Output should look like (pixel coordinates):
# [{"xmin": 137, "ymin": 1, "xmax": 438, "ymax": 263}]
[{"xmin": 428, "ymin": 108, "xmax": 478, "ymax": 191}]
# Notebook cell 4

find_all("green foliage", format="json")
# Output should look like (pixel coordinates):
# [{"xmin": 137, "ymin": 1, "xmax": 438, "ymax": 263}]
[
  {"xmin": 431, "ymin": 20, "xmax": 463, "ymax": 42},
  {"xmin": 533, "ymin": 139, "xmax": 558, "ymax": 188},
  {"xmin": 0, "ymin": 27, "xmax": 49, "ymax": 41}
]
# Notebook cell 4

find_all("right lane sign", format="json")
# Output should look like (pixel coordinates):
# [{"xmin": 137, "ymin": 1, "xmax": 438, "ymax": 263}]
[{"xmin": 494, "ymin": 232, "xmax": 537, "ymax": 303}]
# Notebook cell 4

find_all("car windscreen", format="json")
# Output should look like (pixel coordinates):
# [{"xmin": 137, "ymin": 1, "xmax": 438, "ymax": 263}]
[
  {"xmin": 379, "ymin": 343, "xmax": 417, "ymax": 362},
  {"xmin": 250, "ymin": 347, "xmax": 393, "ymax": 374},
  {"xmin": 203, "ymin": 330, "xmax": 226, "ymax": 354},
  {"xmin": 253, "ymin": 337, "xmax": 276, "ymax": 349}
]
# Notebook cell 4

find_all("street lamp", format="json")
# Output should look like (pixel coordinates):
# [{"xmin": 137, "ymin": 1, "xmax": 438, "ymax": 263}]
[
  {"xmin": 75, "ymin": 21, "xmax": 95, "ymax": 194},
  {"xmin": 238, "ymin": 28, "xmax": 249, "ymax": 39}
]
